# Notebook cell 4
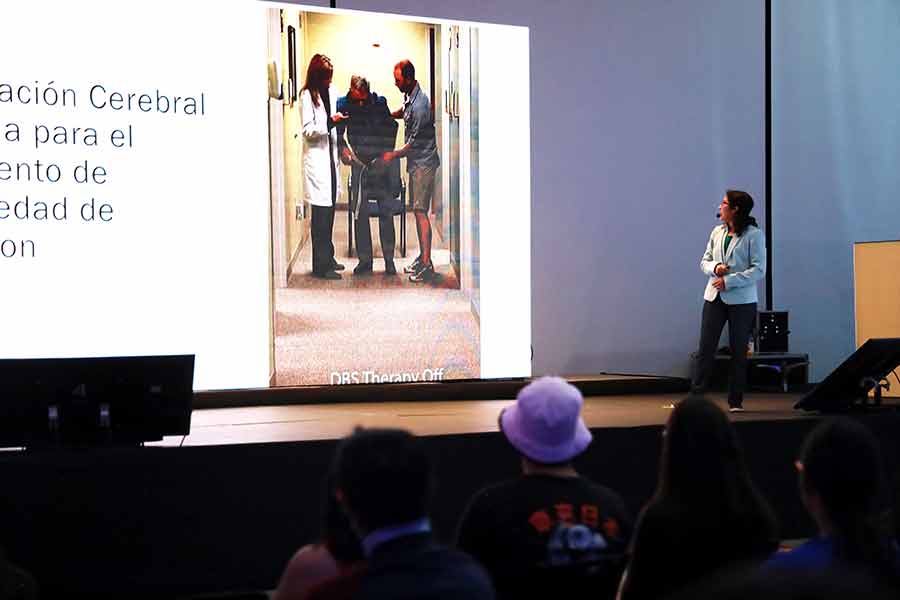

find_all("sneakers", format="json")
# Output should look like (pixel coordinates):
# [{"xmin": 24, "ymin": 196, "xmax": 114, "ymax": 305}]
[
  {"xmin": 403, "ymin": 256, "xmax": 423, "ymax": 274},
  {"xmin": 728, "ymin": 407, "xmax": 745, "ymax": 413},
  {"xmin": 384, "ymin": 260, "xmax": 397, "ymax": 275},
  {"xmin": 409, "ymin": 261, "xmax": 435, "ymax": 283}
]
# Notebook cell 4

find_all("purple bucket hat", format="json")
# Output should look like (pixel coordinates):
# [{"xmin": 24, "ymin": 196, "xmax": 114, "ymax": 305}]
[{"xmin": 499, "ymin": 376, "xmax": 592, "ymax": 463}]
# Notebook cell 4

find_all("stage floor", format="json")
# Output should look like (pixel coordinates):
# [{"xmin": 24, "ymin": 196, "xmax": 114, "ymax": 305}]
[{"xmin": 157, "ymin": 391, "xmax": 814, "ymax": 447}]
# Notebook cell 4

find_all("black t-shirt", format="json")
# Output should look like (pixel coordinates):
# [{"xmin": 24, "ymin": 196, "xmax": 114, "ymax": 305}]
[{"xmin": 457, "ymin": 474, "xmax": 632, "ymax": 600}]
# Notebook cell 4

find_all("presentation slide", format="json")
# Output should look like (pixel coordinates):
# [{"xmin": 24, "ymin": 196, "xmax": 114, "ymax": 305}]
[{"xmin": 0, "ymin": 1, "xmax": 531, "ymax": 391}]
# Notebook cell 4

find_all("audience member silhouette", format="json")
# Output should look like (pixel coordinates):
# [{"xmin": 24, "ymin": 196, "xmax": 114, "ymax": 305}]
[
  {"xmin": 764, "ymin": 417, "xmax": 900, "ymax": 584},
  {"xmin": 618, "ymin": 395, "xmax": 778, "ymax": 599},
  {"xmin": 330, "ymin": 428, "xmax": 494, "ymax": 600},
  {"xmin": 457, "ymin": 376, "xmax": 632, "ymax": 599}
]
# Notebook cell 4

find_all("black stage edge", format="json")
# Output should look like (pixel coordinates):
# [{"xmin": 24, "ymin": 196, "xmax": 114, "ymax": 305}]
[
  {"xmin": 193, "ymin": 374, "xmax": 690, "ymax": 409},
  {"xmin": 4, "ymin": 410, "xmax": 899, "ymax": 600}
]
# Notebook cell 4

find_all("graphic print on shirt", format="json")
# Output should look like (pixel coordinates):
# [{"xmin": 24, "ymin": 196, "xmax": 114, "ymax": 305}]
[{"xmin": 528, "ymin": 502, "xmax": 624, "ymax": 568}]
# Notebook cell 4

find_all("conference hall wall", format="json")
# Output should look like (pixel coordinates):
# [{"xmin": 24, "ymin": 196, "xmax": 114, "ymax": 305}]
[
  {"xmin": 349, "ymin": 0, "xmax": 900, "ymax": 385},
  {"xmin": 773, "ymin": 0, "xmax": 900, "ymax": 381}
]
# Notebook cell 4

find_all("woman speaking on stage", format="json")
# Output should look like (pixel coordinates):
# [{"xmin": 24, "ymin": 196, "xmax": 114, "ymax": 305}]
[{"xmin": 691, "ymin": 190, "xmax": 766, "ymax": 412}]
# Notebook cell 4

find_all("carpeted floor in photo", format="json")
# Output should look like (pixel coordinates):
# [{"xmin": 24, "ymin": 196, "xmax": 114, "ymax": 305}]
[{"xmin": 274, "ymin": 209, "xmax": 480, "ymax": 386}]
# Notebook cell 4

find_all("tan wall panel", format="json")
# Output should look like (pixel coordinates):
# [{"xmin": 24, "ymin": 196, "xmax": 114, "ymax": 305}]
[{"xmin": 854, "ymin": 240, "xmax": 900, "ymax": 396}]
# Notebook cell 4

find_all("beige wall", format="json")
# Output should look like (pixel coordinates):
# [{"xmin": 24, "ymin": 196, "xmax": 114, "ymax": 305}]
[
  {"xmin": 854, "ymin": 240, "xmax": 900, "ymax": 397},
  {"xmin": 282, "ymin": 9, "xmax": 308, "ymax": 264},
  {"xmin": 854, "ymin": 240, "xmax": 900, "ymax": 344},
  {"xmin": 305, "ymin": 12, "xmax": 432, "ymax": 191}
]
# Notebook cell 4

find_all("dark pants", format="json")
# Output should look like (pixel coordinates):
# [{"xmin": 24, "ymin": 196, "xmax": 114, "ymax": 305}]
[
  {"xmin": 351, "ymin": 163, "xmax": 395, "ymax": 266},
  {"xmin": 311, "ymin": 204, "xmax": 336, "ymax": 275},
  {"xmin": 691, "ymin": 296, "xmax": 757, "ymax": 407}
]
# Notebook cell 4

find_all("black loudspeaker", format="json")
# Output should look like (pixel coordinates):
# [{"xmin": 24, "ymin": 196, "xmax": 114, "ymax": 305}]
[
  {"xmin": 758, "ymin": 311, "xmax": 789, "ymax": 353},
  {"xmin": 795, "ymin": 338, "xmax": 900, "ymax": 412},
  {"xmin": 0, "ymin": 355, "xmax": 194, "ymax": 448}
]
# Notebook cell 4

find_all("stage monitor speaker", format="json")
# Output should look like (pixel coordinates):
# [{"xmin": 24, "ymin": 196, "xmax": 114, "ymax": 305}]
[
  {"xmin": 758, "ymin": 311, "xmax": 789, "ymax": 353},
  {"xmin": 0, "ymin": 355, "xmax": 194, "ymax": 448},
  {"xmin": 795, "ymin": 338, "xmax": 900, "ymax": 412}
]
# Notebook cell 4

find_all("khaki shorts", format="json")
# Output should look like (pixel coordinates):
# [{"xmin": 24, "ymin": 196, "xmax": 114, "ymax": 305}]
[{"xmin": 409, "ymin": 164, "xmax": 437, "ymax": 213}]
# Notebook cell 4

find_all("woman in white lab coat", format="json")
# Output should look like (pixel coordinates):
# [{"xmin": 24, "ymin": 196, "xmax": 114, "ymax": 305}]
[{"xmin": 300, "ymin": 54, "xmax": 347, "ymax": 279}]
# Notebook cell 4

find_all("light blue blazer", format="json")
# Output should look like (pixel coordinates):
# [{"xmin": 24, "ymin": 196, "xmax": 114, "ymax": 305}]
[{"xmin": 700, "ymin": 224, "xmax": 766, "ymax": 304}]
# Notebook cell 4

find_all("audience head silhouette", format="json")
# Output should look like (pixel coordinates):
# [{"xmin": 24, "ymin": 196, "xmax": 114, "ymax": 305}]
[
  {"xmin": 458, "ymin": 376, "xmax": 631, "ymax": 600},
  {"xmin": 332, "ymin": 428, "xmax": 495, "ymax": 600},
  {"xmin": 333, "ymin": 427, "xmax": 432, "ymax": 535},
  {"xmin": 499, "ymin": 376, "xmax": 592, "ymax": 466},
  {"xmin": 797, "ymin": 418, "xmax": 895, "ymax": 568},
  {"xmin": 619, "ymin": 395, "xmax": 778, "ymax": 600},
  {"xmin": 658, "ymin": 394, "xmax": 756, "ymax": 504}
]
